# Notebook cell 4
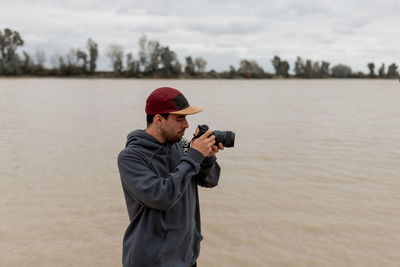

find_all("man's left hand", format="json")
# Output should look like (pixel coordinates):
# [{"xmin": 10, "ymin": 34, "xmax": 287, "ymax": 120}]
[{"xmin": 207, "ymin": 143, "xmax": 224, "ymax": 157}]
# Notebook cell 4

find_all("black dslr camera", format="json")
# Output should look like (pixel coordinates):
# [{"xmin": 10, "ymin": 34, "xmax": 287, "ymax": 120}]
[{"xmin": 194, "ymin": 124, "xmax": 235, "ymax": 148}]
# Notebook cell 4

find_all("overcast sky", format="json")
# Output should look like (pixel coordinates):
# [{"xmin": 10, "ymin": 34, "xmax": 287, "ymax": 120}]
[{"xmin": 1, "ymin": 0, "xmax": 399, "ymax": 73}]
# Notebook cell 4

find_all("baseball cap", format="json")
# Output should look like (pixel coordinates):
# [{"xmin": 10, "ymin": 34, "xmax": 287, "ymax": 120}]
[{"xmin": 145, "ymin": 87, "xmax": 203, "ymax": 115}]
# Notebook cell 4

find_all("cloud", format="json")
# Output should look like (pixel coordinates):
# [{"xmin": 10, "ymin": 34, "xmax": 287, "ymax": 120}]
[
  {"xmin": 183, "ymin": 17, "xmax": 265, "ymax": 35},
  {"xmin": 0, "ymin": 0, "xmax": 398, "ymax": 72}
]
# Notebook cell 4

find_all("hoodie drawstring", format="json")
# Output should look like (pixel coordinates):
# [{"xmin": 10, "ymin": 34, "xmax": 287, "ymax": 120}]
[{"xmin": 147, "ymin": 145, "xmax": 165, "ymax": 167}]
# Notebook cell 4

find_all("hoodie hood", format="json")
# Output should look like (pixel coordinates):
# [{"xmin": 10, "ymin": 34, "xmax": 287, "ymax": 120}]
[
  {"xmin": 126, "ymin": 129, "xmax": 163, "ymax": 148},
  {"xmin": 125, "ymin": 129, "xmax": 176, "ymax": 170}
]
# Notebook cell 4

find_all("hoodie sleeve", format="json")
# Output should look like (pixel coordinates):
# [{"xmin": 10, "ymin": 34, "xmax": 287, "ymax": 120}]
[
  {"xmin": 194, "ymin": 155, "xmax": 221, "ymax": 188},
  {"xmin": 118, "ymin": 148, "xmax": 205, "ymax": 211}
]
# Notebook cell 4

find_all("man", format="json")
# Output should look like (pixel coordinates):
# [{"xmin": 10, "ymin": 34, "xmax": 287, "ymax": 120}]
[{"xmin": 118, "ymin": 87, "xmax": 224, "ymax": 267}]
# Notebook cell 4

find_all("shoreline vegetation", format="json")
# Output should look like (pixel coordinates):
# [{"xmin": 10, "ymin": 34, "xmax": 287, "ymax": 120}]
[{"xmin": 1, "ymin": 28, "xmax": 399, "ymax": 79}]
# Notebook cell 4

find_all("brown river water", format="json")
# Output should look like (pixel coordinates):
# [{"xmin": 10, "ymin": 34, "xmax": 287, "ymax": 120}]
[{"xmin": 1, "ymin": 78, "xmax": 399, "ymax": 266}]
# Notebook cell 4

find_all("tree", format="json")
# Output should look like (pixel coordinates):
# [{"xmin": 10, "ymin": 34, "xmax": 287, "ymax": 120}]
[
  {"xmin": 138, "ymin": 34, "xmax": 148, "ymax": 72},
  {"xmin": 0, "ymin": 28, "xmax": 24, "ymax": 61},
  {"xmin": 271, "ymin": 56, "xmax": 289, "ymax": 78},
  {"xmin": 185, "ymin": 56, "xmax": 195, "ymax": 76},
  {"xmin": 367, "ymin": 62, "xmax": 375, "ymax": 77},
  {"xmin": 87, "ymin": 38, "xmax": 98, "ymax": 73},
  {"xmin": 312, "ymin": 62, "xmax": 321, "ymax": 78},
  {"xmin": 135, "ymin": 35, "xmax": 182, "ymax": 77},
  {"xmin": 194, "ymin": 57, "xmax": 207, "ymax": 73},
  {"xmin": 55, "ymin": 49, "xmax": 81, "ymax": 76},
  {"xmin": 353, "ymin": 71, "xmax": 366, "ymax": 78},
  {"xmin": 304, "ymin": 59, "xmax": 312, "ymax": 78},
  {"xmin": 249, "ymin": 60, "xmax": 264, "ymax": 78},
  {"xmin": 387, "ymin": 63, "xmax": 399, "ymax": 79},
  {"xmin": 378, "ymin": 63, "xmax": 385, "ymax": 78},
  {"xmin": 208, "ymin": 69, "xmax": 218, "ymax": 78},
  {"xmin": 159, "ymin": 46, "xmax": 181, "ymax": 77},
  {"xmin": 0, "ymin": 28, "xmax": 24, "ymax": 75},
  {"xmin": 126, "ymin": 52, "xmax": 140, "ymax": 77},
  {"xmin": 321, "ymin": 61, "xmax": 330, "ymax": 77},
  {"xmin": 331, "ymin": 64, "xmax": 352, "ymax": 78},
  {"xmin": 107, "ymin": 44, "xmax": 124, "ymax": 75},
  {"xmin": 66, "ymin": 48, "xmax": 81, "ymax": 75},
  {"xmin": 35, "ymin": 50, "xmax": 46, "ymax": 68},
  {"xmin": 136, "ymin": 34, "xmax": 160, "ymax": 74},
  {"xmin": 294, "ymin": 56, "xmax": 304, "ymax": 77},
  {"xmin": 146, "ymin": 40, "xmax": 161, "ymax": 74},
  {"xmin": 229, "ymin": 65, "xmax": 237, "ymax": 77},
  {"xmin": 279, "ymin": 60, "xmax": 290, "ymax": 78},
  {"xmin": 22, "ymin": 51, "xmax": 33, "ymax": 74},
  {"xmin": 239, "ymin": 59, "xmax": 264, "ymax": 78},
  {"xmin": 66, "ymin": 48, "xmax": 79, "ymax": 68},
  {"xmin": 33, "ymin": 49, "xmax": 46, "ymax": 75},
  {"xmin": 239, "ymin": 59, "xmax": 251, "ymax": 78},
  {"xmin": 49, "ymin": 53, "xmax": 58, "ymax": 69},
  {"xmin": 57, "ymin": 55, "xmax": 67, "ymax": 76},
  {"xmin": 271, "ymin": 55, "xmax": 281, "ymax": 77},
  {"xmin": 76, "ymin": 49, "xmax": 88, "ymax": 73}
]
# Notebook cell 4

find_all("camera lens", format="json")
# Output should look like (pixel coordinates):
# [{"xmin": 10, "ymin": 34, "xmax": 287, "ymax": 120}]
[
  {"xmin": 223, "ymin": 131, "xmax": 235, "ymax": 147},
  {"xmin": 213, "ymin": 130, "xmax": 235, "ymax": 148}
]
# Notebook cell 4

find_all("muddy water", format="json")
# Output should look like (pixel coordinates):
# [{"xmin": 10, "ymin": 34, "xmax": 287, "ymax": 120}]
[{"xmin": 1, "ymin": 79, "xmax": 399, "ymax": 266}]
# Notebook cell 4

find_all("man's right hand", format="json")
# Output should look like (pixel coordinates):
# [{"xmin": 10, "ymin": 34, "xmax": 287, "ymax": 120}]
[{"xmin": 191, "ymin": 129, "xmax": 216, "ymax": 157}]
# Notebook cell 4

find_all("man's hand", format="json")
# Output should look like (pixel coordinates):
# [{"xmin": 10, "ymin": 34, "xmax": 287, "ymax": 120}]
[
  {"xmin": 208, "ymin": 142, "xmax": 224, "ymax": 157},
  {"xmin": 191, "ymin": 129, "xmax": 215, "ymax": 157}
]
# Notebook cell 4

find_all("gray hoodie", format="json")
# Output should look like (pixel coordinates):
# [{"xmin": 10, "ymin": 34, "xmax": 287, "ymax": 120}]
[{"xmin": 118, "ymin": 129, "xmax": 220, "ymax": 267}]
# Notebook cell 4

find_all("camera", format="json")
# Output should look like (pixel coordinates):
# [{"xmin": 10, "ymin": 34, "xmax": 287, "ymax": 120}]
[{"xmin": 194, "ymin": 124, "xmax": 235, "ymax": 148}]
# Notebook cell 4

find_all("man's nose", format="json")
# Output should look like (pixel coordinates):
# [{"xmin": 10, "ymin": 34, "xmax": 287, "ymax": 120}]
[{"xmin": 183, "ymin": 118, "xmax": 189, "ymax": 128}]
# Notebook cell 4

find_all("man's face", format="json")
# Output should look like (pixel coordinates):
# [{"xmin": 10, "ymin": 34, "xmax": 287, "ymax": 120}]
[{"xmin": 160, "ymin": 114, "xmax": 189, "ymax": 142}]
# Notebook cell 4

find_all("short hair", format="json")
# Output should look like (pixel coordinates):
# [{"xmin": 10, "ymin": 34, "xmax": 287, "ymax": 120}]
[{"xmin": 146, "ymin": 113, "xmax": 169, "ymax": 126}]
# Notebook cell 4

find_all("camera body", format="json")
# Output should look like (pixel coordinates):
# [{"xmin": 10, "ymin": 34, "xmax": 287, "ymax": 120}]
[{"xmin": 194, "ymin": 124, "xmax": 235, "ymax": 148}]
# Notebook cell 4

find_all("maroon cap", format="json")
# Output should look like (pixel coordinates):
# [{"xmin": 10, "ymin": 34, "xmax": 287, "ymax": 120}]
[{"xmin": 145, "ymin": 87, "xmax": 203, "ymax": 115}]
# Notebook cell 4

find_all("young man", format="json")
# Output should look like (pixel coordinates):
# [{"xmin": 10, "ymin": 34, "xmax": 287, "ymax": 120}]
[{"xmin": 118, "ymin": 87, "xmax": 224, "ymax": 267}]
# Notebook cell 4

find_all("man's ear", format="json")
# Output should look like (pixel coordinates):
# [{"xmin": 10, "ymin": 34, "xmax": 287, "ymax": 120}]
[{"xmin": 153, "ymin": 114, "xmax": 162, "ymax": 124}]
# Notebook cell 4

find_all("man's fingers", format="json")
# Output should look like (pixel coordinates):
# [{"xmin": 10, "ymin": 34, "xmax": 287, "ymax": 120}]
[
  {"xmin": 192, "ymin": 129, "xmax": 220, "ymax": 157},
  {"xmin": 198, "ymin": 129, "xmax": 212, "ymax": 140},
  {"xmin": 208, "ymin": 138, "xmax": 215, "ymax": 146},
  {"xmin": 218, "ymin": 143, "xmax": 224, "ymax": 150}
]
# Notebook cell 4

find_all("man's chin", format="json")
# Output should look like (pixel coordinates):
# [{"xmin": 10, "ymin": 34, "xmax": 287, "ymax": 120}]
[
  {"xmin": 177, "ymin": 133, "xmax": 185, "ymax": 140},
  {"xmin": 167, "ymin": 134, "xmax": 184, "ymax": 143},
  {"xmin": 178, "ymin": 132, "xmax": 186, "ymax": 140}
]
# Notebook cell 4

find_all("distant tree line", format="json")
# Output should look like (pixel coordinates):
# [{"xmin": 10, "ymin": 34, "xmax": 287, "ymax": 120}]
[{"xmin": 0, "ymin": 28, "xmax": 399, "ymax": 79}]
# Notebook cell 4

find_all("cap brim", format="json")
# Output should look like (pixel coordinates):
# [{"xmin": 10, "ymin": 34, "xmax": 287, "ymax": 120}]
[{"xmin": 169, "ymin": 106, "xmax": 204, "ymax": 115}]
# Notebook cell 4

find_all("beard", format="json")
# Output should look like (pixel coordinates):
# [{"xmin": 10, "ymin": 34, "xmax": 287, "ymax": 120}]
[{"xmin": 161, "ymin": 128, "xmax": 184, "ymax": 143}]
